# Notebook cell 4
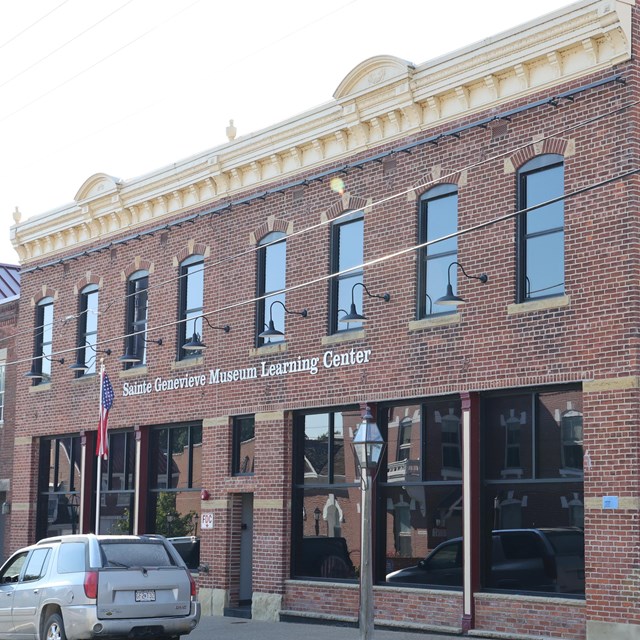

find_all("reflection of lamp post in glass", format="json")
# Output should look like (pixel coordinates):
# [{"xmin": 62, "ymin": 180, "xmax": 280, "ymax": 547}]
[
  {"xmin": 314, "ymin": 507, "xmax": 321, "ymax": 536},
  {"xmin": 351, "ymin": 406, "xmax": 385, "ymax": 640}
]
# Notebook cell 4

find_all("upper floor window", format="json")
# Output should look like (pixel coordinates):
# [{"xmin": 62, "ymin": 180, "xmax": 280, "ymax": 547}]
[
  {"xmin": 123, "ymin": 270, "xmax": 149, "ymax": 368},
  {"xmin": 418, "ymin": 184, "xmax": 458, "ymax": 317},
  {"xmin": 178, "ymin": 255, "xmax": 204, "ymax": 359},
  {"xmin": 330, "ymin": 212, "xmax": 363, "ymax": 333},
  {"xmin": 0, "ymin": 359, "xmax": 5, "ymax": 423},
  {"xmin": 76, "ymin": 284, "xmax": 99, "ymax": 376},
  {"xmin": 517, "ymin": 155, "xmax": 564, "ymax": 302},
  {"xmin": 33, "ymin": 297, "xmax": 54, "ymax": 383},
  {"xmin": 256, "ymin": 232, "xmax": 286, "ymax": 346}
]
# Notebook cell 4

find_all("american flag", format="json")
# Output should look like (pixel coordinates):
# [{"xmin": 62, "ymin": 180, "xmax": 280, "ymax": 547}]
[{"xmin": 96, "ymin": 372, "xmax": 114, "ymax": 459}]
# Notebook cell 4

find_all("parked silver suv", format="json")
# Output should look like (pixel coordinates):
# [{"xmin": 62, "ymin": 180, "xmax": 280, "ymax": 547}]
[{"xmin": 0, "ymin": 533, "xmax": 201, "ymax": 640}]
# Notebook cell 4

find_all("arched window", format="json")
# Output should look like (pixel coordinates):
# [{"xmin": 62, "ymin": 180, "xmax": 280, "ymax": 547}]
[
  {"xmin": 256, "ymin": 232, "xmax": 286, "ymax": 345},
  {"xmin": 123, "ymin": 270, "xmax": 149, "ymax": 368},
  {"xmin": 75, "ymin": 284, "xmax": 99, "ymax": 376},
  {"xmin": 178, "ymin": 255, "xmax": 204, "ymax": 359},
  {"xmin": 32, "ymin": 297, "xmax": 54, "ymax": 383}
]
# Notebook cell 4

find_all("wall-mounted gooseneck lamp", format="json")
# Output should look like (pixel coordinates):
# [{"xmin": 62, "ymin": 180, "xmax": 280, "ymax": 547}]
[
  {"xmin": 119, "ymin": 336, "xmax": 163, "ymax": 364},
  {"xmin": 69, "ymin": 343, "xmax": 112, "ymax": 372},
  {"xmin": 25, "ymin": 354, "xmax": 65, "ymax": 380},
  {"xmin": 259, "ymin": 300, "xmax": 307, "ymax": 339},
  {"xmin": 182, "ymin": 316, "xmax": 231, "ymax": 351},
  {"xmin": 436, "ymin": 261, "xmax": 488, "ymax": 307},
  {"xmin": 339, "ymin": 282, "xmax": 391, "ymax": 324}
]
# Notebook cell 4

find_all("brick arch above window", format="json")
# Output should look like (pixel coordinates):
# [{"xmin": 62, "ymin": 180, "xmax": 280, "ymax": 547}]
[
  {"xmin": 249, "ymin": 216, "xmax": 293, "ymax": 246},
  {"xmin": 505, "ymin": 137, "xmax": 575, "ymax": 174},
  {"xmin": 408, "ymin": 165, "xmax": 467, "ymax": 202},
  {"xmin": 73, "ymin": 274, "xmax": 103, "ymax": 296},
  {"xmin": 172, "ymin": 240, "xmax": 210, "ymax": 267},
  {"xmin": 120, "ymin": 257, "xmax": 154, "ymax": 282},
  {"xmin": 321, "ymin": 193, "xmax": 372, "ymax": 223},
  {"xmin": 30, "ymin": 286, "xmax": 58, "ymax": 307}
]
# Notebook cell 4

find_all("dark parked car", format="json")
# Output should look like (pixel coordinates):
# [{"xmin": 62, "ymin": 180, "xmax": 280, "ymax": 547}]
[
  {"xmin": 386, "ymin": 528, "xmax": 584, "ymax": 594},
  {"xmin": 296, "ymin": 536, "xmax": 356, "ymax": 579}
]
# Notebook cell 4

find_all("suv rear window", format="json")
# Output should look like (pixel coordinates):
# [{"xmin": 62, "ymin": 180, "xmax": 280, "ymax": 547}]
[
  {"xmin": 58, "ymin": 542, "xmax": 86, "ymax": 573},
  {"xmin": 100, "ymin": 541, "xmax": 175, "ymax": 568}
]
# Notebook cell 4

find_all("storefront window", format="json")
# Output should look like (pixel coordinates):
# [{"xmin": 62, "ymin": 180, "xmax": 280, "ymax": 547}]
[{"xmin": 37, "ymin": 436, "xmax": 82, "ymax": 539}]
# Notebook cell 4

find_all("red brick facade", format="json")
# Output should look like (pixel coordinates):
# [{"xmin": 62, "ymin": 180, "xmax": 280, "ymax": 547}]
[{"xmin": 8, "ymin": 3, "xmax": 640, "ymax": 639}]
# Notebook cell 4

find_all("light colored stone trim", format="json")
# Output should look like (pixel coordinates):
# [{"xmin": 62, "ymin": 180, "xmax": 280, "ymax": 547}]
[
  {"xmin": 118, "ymin": 365, "xmax": 148, "ymax": 379},
  {"xmin": 207, "ymin": 499, "xmax": 231, "ymax": 509},
  {"xmin": 203, "ymin": 417, "xmax": 229, "ymax": 428},
  {"xmin": 321, "ymin": 329, "xmax": 365, "ymax": 346},
  {"xmin": 507, "ymin": 295, "xmax": 570, "ymax": 315},
  {"xmin": 250, "ymin": 342, "xmax": 288, "ymax": 357},
  {"xmin": 171, "ymin": 357, "xmax": 204, "ymax": 371},
  {"xmin": 255, "ymin": 410, "xmax": 285, "ymax": 422},
  {"xmin": 585, "ymin": 496, "xmax": 640, "ymax": 510},
  {"xmin": 587, "ymin": 620, "xmax": 640, "ymax": 640},
  {"xmin": 584, "ymin": 376, "xmax": 640, "ymax": 393},
  {"xmin": 29, "ymin": 382, "xmax": 52, "ymax": 393},
  {"xmin": 198, "ymin": 587, "xmax": 228, "ymax": 616},
  {"xmin": 11, "ymin": 502, "xmax": 35, "ymax": 512},
  {"xmin": 14, "ymin": 436, "xmax": 33, "ymax": 446},
  {"xmin": 409, "ymin": 313, "xmax": 461, "ymax": 331},
  {"xmin": 252, "ymin": 592, "xmax": 282, "ymax": 622},
  {"xmin": 254, "ymin": 499, "xmax": 287, "ymax": 510}
]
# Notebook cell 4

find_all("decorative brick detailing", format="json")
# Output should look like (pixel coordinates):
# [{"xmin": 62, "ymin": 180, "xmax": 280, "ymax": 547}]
[
  {"xmin": 407, "ymin": 165, "xmax": 468, "ymax": 201},
  {"xmin": 73, "ymin": 273, "xmax": 103, "ymax": 295},
  {"xmin": 250, "ymin": 217, "xmax": 294, "ymax": 246},
  {"xmin": 504, "ymin": 137, "xmax": 575, "ymax": 173},
  {"xmin": 323, "ymin": 193, "xmax": 370, "ymax": 221},
  {"xmin": 171, "ymin": 240, "xmax": 211, "ymax": 267},
  {"xmin": 30, "ymin": 285, "xmax": 58, "ymax": 306},
  {"xmin": 120, "ymin": 257, "xmax": 154, "ymax": 281}
]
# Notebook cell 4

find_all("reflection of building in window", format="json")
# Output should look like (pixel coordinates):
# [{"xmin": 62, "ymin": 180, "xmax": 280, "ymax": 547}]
[
  {"xmin": 556, "ymin": 404, "xmax": 583, "ymax": 476},
  {"xmin": 436, "ymin": 409, "xmax": 461, "ymax": 479},
  {"xmin": 321, "ymin": 494, "xmax": 344, "ymax": 538},
  {"xmin": 493, "ymin": 490, "xmax": 527, "ymax": 529},
  {"xmin": 388, "ymin": 497, "xmax": 412, "ymax": 556},
  {"xmin": 500, "ymin": 409, "xmax": 526, "ymax": 478},
  {"xmin": 397, "ymin": 417, "xmax": 412, "ymax": 461},
  {"xmin": 561, "ymin": 492, "xmax": 584, "ymax": 528}
]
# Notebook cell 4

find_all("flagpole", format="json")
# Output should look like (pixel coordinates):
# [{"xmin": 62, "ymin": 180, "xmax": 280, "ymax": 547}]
[{"xmin": 95, "ymin": 360, "xmax": 104, "ymax": 534}]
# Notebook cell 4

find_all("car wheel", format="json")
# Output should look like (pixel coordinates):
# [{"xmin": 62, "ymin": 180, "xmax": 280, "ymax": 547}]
[{"xmin": 44, "ymin": 612, "xmax": 67, "ymax": 640}]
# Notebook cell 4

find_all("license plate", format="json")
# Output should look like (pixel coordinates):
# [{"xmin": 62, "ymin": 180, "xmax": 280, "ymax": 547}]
[{"xmin": 135, "ymin": 590, "xmax": 156, "ymax": 602}]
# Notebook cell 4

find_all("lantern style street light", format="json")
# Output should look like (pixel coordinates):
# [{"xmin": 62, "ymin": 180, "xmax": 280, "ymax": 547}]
[{"xmin": 351, "ymin": 406, "xmax": 385, "ymax": 640}]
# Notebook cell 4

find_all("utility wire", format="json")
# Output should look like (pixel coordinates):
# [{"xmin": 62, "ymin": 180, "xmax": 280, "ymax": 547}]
[
  {"xmin": 4, "ymin": 165, "xmax": 638, "ymax": 369},
  {"xmin": 0, "ymin": 0, "xmax": 70, "ymax": 51},
  {"xmin": 1, "ymin": 95, "xmax": 636, "ymax": 348}
]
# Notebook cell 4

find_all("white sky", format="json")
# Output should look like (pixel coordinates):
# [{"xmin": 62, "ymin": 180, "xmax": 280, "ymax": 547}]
[{"xmin": 0, "ymin": 0, "xmax": 573, "ymax": 266}]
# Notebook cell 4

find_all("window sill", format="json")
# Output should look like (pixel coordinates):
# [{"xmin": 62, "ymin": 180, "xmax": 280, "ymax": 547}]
[
  {"xmin": 119, "ymin": 365, "xmax": 148, "ymax": 379},
  {"xmin": 408, "ymin": 314, "xmax": 461, "ymax": 331},
  {"xmin": 250, "ymin": 342, "xmax": 287, "ymax": 357},
  {"xmin": 172, "ymin": 356, "xmax": 204, "ymax": 370},
  {"xmin": 72, "ymin": 373, "xmax": 98, "ymax": 384},
  {"xmin": 507, "ymin": 295, "xmax": 570, "ymax": 315},
  {"xmin": 321, "ymin": 329, "xmax": 365, "ymax": 346},
  {"xmin": 29, "ymin": 382, "xmax": 51, "ymax": 393}
]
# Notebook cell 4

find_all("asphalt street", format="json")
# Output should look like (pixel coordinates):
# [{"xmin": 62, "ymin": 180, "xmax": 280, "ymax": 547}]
[{"xmin": 189, "ymin": 615, "xmax": 461, "ymax": 640}]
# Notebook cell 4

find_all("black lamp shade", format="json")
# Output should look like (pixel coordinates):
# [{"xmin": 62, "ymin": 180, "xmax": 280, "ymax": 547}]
[
  {"xmin": 259, "ymin": 319, "xmax": 284, "ymax": 339},
  {"xmin": 24, "ymin": 369, "xmax": 44, "ymax": 380},
  {"xmin": 339, "ymin": 302, "xmax": 367, "ymax": 323},
  {"xmin": 436, "ymin": 283, "xmax": 466, "ymax": 306},
  {"xmin": 69, "ymin": 360, "xmax": 89, "ymax": 372},
  {"xmin": 119, "ymin": 350, "xmax": 141, "ymax": 364},
  {"xmin": 183, "ymin": 332, "xmax": 206, "ymax": 351}
]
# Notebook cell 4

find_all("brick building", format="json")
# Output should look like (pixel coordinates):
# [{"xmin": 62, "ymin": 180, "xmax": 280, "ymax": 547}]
[
  {"xmin": 0, "ymin": 263, "xmax": 20, "ymax": 562},
  {"xmin": 7, "ymin": 1, "xmax": 640, "ymax": 638}
]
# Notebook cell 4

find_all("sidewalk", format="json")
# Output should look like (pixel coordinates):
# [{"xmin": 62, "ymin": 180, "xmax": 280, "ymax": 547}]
[{"xmin": 190, "ymin": 615, "xmax": 460, "ymax": 640}]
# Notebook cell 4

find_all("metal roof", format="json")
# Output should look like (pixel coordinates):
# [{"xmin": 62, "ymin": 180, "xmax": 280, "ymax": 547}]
[{"xmin": 0, "ymin": 263, "xmax": 20, "ymax": 301}]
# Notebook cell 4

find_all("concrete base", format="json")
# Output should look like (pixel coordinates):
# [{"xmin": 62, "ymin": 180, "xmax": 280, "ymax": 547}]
[
  {"xmin": 251, "ymin": 592, "xmax": 282, "ymax": 621},
  {"xmin": 588, "ymin": 621, "xmax": 640, "ymax": 640},
  {"xmin": 198, "ymin": 588, "xmax": 229, "ymax": 616}
]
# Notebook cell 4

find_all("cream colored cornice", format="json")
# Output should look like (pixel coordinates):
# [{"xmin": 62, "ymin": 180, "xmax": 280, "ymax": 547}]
[{"xmin": 11, "ymin": 0, "xmax": 632, "ymax": 265}]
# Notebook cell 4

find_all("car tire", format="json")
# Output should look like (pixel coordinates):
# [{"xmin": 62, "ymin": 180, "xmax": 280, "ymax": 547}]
[{"xmin": 44, "ymin": 612, "xmax": 67, "ymax": 640}]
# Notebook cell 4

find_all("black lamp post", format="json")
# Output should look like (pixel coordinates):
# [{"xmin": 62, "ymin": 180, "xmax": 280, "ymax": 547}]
[{"xmin": 351, "ymin": 406, "xmax": 385, "ymax": 640}]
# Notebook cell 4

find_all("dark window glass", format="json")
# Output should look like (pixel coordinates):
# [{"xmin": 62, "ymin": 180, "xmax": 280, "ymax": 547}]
[
  {"xmin": 37, "ymin": 436, "xmax": 82, "ymax": 539},
  {"xmin": 123, "ymin": 270, "xmax": 149, "ymax": 368},
  {"xmin": 97, "ymin": 431, "xmax": 136, "ymax": 534},
  {"xmin": 418, "ymin": 185, "xmax": 458, "ymax": 317},
  {"xmin": 292, "ymin": 408, "xmax": 360, "ymax": 581},
  {"xmin": 517, "ymin": 155, "xmax": 564, "ymax": 301},
  {"xmin": 178, "ymin": 255, "xmax": 204, "ymax": 360},
  {"xmin": 58, "ymin": 542, "xmax": 86, "ymax": 573},
  {"xmin": 257, "ymin": 232, "xmax": 286, "ymax": 345},
  {"xmin": 483, "ymin": 388, "xmax": 584, "ymax": 596},
  {"xmin": 76, "ymin": 284, "xmax": 99, "ymax": 376},
  {"xmin": 148, "ymin": 424, "xmax": 201, "ymax": 555},
  {"xmin": 32, "ymin": 297, "xmax": 54, "ymax": 384},
  {"xmin": 233, "ymin": 416, "xmax": 255, "ymax": 475},
  {"xmin": 23, "ymin": 548, "xmax": 51, "ymax": 581},
  {"xmin": 330, "ymin": 213, "xmax": 363, "ymax": 333}
]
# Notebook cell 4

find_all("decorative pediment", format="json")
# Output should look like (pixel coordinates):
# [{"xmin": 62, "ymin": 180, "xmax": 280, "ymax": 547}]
[
  {"xmin": 333, "ymin": 55, "xmax": 415, "ymax": 101},
  {"xmin": 74, "ymin": 173, "xmax": 122, "ymax": 203}
]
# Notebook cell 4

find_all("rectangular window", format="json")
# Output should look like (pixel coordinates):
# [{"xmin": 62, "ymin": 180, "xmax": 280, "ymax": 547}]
[
  {"xmin": 517, "ymin": 155, "xmax": 564, "ymax": 301},
  {"xmin": 257, "ymin": 232, "xmax": 287, "ymax": 345},
  {"xmin": 330, "ymin": 213, "xmax": 363, "ymax": 333},
  {"xmin": 233, "ymin": 416, "xmax": 255, "ymax": 475},
  {"xmin": 292, "ymin": 408, "xmax": 359, "ymax": 580},
  {"xmin": 148, "ymin": 424, "xmax": 201, "ymax": 543},
  {"xmin": 31, "ymin": 297, "xmax": 54, "ymax": 383},
  {"xmin": 178, "ymin": 255, "xmax": 204, "ymax": 360},
  {"xmin": 75, "ymin": 284, "xmax": 99, "ymax": 376},
  {"xmin": 0, "ymin": 360, "xmax": 5, "ymax": 423},
  {"xmin": 418, "ymin": 185, "xmax": 458, "ymax": 317},
  {"xmin": 123, "ymin": 271, "xmax": 149, "ymax": 367},
  {"xmin": 37, "ymin": 436, "xmax": 82, "ymax": 539}
]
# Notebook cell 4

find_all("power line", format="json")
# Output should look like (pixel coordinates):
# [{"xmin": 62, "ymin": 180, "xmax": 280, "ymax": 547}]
[
  {"xmin": 1, "ymin": 94, "xmax": 635, "ymax": 349},
  {"xmin": 0, "ymin": 0, "xmax": 70, "ymax": 52},
  {"xmin": 4, "ymin": 165, "xmax": 637, "ymax": 370}
]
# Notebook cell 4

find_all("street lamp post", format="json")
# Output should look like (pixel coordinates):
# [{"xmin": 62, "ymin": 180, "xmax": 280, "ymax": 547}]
[{"xmin": 352, "ymin": 406, "xmax": 385, "ymax": 640}]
